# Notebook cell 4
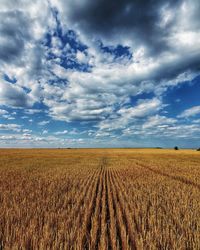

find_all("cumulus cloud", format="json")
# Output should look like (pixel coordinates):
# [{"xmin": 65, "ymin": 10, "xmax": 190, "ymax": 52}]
[
  {"xmin": 97, "ymin": 98, "xmax": 163, "ymax": 132},
  {"xmin": 118, "ymin": 98, "xmax": 162, "ymax": 118},
  {"xmin": 0, "ymin": 9, "xmax": 30, "ymax": 64},
  {"xmin": 0, "ymin": 0, "xmax": 55, "ymax": 104},
  {"xmin": 40, "ymin": 0, "xmax": 200, "ymax": 125},
  {"xmin": 38, "ymin": 120, "xmax": 50, "ymax": 126},
  {"xmin": 1, "ymin": 0, "xmax": 200, "ymax": 118},
  {"xmin": 0, "ymin": 80, "xmax": 33, "ymax": 108},
  {"xmin": 42, "ymin": 130, "xmax": 48, "ymax": 134},
  {"xmin": 178, "ymin": 105, "xmax": 200, "ymax": 118},
  {"xmin": 0, "ymin": 132, "xmax": 86, "ymax": 148},
  {"xmin": 24, "ymin": 109, "xmax": 43, "ymax": 115},
  {"xmin": 0, "ymin": 123, "xmax": 21, "ymax": 132},
  {"xmin": 161, "ymin": 124, "xmax": 200, "ymax": 138},
  {"xmin": 51, "ymin": 0, "xmax": 200, "ymax": 80},
  {"xmin": 0, "ymin": 0, "xmax": 200, "ymax": 147},
  {"xmin": 54, "ymin": 130, "xmax": 68, "ymax": 135},
  {"xmin": 143, "ymin": 115, "xmax": 176, "ymax": 129},
  {"xmin": 0, "ymin": 109, "xmax": 8, "ymax": 115}
]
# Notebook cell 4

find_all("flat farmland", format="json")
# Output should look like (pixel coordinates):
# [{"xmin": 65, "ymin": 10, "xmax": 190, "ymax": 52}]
[{"xmin": 0, "ymin": 149, "xmax": 199, "ymax": 249}]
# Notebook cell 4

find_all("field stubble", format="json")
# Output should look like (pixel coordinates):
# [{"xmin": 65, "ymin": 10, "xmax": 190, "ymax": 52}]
[{"xmin": 0, "ymin": 148, "xmax": 199, "ymax": 249}]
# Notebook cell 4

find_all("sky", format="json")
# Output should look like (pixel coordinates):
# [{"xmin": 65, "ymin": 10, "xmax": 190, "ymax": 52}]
[{"xmin": 0, "ymin": 0, "xmax": 200, "ymax": 148}]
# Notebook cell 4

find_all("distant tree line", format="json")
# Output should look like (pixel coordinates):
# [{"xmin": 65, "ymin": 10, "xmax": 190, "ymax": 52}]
[{"xmin": 173, "ymin": 146, "xmax": 200, "ymax": 151}]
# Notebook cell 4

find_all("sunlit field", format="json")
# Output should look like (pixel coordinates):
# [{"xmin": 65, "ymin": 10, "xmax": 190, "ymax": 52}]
[{"xmin": 0, "ymin": 148, "xmax": 199, "ymax": 249}]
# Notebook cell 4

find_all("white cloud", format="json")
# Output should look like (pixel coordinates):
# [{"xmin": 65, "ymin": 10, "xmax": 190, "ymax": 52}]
[
  {"xmin": 0, "ymin": 0, "xmax": 199, "ymax": 127},
  {"xmin": 0, "ymin": 0, "xmax": 200, "ymax": 148},
  {"xmin": 0, "ymin": 109, "xmax": 8, "ymax": 115},
  {"xmin": 23, "ymin": 129, "xmax": 32, "ymax": 133},
  {"xmin": 97, "ymin": 98, "xmax": 163, "ymax": 132},
  {"xmin": 121, "ymin": 118, "xmax": 200, "ymax": 140},
  {"xmin": 0, "ymin": 80, "xmax": 34, "ymax": 108},
  {"xmin": 45, "ymin": 37, "xmax": 199, "ymax": 124},
  {"xmin": 54, "ymin": 130, "xmax": 68, "ymax": 135},
  {"xmin": 193, "ymin": 119, "xmax": 200, "ymax": 124},
  {"xmin": 24, "ymin": 109, "xmax": 43, "ymax": 115},
  {"xmin": 161, "ymin": 124, "xmax": 200, "ymax": 138},
  {"xmin": 143, "ymin": 115, "xmax": 176, "ymax": 129},
  {"xmin": 0, "ymin": 135, "xmax": 16, "ymax": 140},
  {"xmin": 76, "ymin": 51, "xmax": 88, "ymax": 64},
  {"xmin": 2, "ymin": 114, "xmax": 15, "ymax": 120},
  {"xmin": 118, "ymin": 98, "xmax": 162, "ymax": 118},
  {"xmin": 0, "ymin": 123, "xmax": 21, "ymax": 132},
  {"xmin": 38, "ymin": 120, "xmax": 50, "ymax": 126},
  {"xmin": 178, "ymin": 106, "xmax": 200, "ymax": 118}
]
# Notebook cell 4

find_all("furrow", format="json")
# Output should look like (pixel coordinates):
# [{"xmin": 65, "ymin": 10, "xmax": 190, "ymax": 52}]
[
  {"xmin": 110, "ymin": 169, "xmax": 137, "ymax": 250},
  {"xmin": 114, "ymin": 169, "xmax": 141, "ymax": 233},
  {"xmin": 98, "ymin": 169, "xmax": 108, "ymax": 249},
  {"xmin": 114, "ymin": 168, "xmax": 198, "ymax": 249},
  {"xmin": 75, "ymin": 159, "xmax": 104, "ymax": 249},
  {"xmin": 68, "ymin": 168, "xmax": 99, "ymax": 246},
  {"xmin": 135, "ymin": 161, "xmax": 200, "ymax": 190},
  {"xmin": 89, "ymin": 167, "xmax": 104, "ymax": 249},
  {"xmin": 109, "ymin": 169, "xmax": 128, "ymax": 249},
  {"xmin": 105, "ymin": 169, "xmax": 112, "ymax": 250},
  {"xmin": 66, "ymin": 169, "xmax": 99, "ymax": 230},
  {"xmin": 107, "ymin": 169, "xmax": 120, "ymax": 250}
]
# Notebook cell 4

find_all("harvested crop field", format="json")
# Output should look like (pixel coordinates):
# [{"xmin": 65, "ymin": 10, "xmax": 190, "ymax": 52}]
[{"xmin": 0, "ymin": 148, "xmax": 200, "ymax": 249}]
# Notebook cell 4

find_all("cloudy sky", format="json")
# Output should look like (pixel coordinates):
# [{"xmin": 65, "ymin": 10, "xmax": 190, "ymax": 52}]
[{"xmin": 0, "ymin": 0, "xmax": 200, "ymax": 148}]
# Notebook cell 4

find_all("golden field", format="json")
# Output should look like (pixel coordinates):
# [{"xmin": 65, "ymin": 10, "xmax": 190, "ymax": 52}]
[{"xmin": 0, "ymin": 148, "xmax": 199, "ymax": 249}]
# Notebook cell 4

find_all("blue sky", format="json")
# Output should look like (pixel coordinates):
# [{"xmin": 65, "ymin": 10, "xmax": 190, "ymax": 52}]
[{"xmin": 0, "ymin": 0, "xmax": 200, "ymax": 148}]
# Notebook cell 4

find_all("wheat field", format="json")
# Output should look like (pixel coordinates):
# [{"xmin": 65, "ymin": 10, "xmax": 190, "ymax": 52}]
[{"xmin": 0, "ymin": 148, "xmax": 199, "ymax": 249}]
